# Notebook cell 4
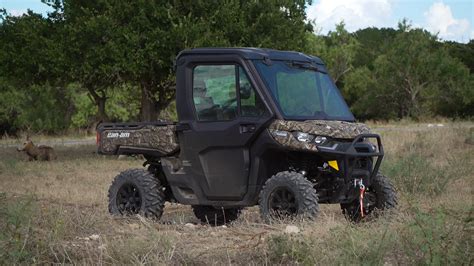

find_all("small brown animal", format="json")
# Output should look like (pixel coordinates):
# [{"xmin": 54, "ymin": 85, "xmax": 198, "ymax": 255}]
[{"xmin": 17, "ymin": 140, "xmax": 57, "ymax": 161}]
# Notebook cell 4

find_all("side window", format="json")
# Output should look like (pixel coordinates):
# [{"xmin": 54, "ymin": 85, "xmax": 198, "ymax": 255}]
[
  {"xmin": 193, "ymin": 65, "xmax": 237, "ymax": 121},
  {"xmin": 239, "ymin": 67, "xmax": 267, "ymax": 117}
]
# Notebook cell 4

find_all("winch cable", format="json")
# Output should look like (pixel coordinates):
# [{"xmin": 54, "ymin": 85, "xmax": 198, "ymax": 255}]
[{"xmin": 359, "ymin": 183, "xmax": 366, "ymax": 217}]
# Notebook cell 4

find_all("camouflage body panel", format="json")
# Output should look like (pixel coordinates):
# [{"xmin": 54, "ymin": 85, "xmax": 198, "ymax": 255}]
[
  {"xmin": 268, "ymin": 119, "xmax": 371, "ymax": 152},
  {"xmin": 99, "ymin": 124, "xmax": 179, "ymax": 155}
]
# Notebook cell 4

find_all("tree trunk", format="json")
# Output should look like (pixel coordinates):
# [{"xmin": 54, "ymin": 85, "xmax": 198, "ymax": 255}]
[
  {"xmin": 97, "ymin": 97, "xmax": 108, "ymax": 122},
  {"xmin": 140, "ymin": 82, "xmax": 158, "ymax": 121},
  {"xmin": 87, "ymin": 87, "xmax": 108, "ymax": 122}
]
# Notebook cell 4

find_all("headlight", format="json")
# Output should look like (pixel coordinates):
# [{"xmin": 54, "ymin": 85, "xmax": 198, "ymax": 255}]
[
  {"xmin": 272, "ymin": 130, "xmax": 328, "ymax": 145},
  {"xmin": 314, "ymin": 136, "xmax": 327, "ymax": 144},
  {"xmin": 293, "ymin": 132, "xmax": 314, "ymax": 142},
  {"xmin": 272, "ymin": 130, "xmax": 289, "ymax": 137},
  {"xmin": 292, "ymin": 132, "xmax": 328, "ymax": 145}
]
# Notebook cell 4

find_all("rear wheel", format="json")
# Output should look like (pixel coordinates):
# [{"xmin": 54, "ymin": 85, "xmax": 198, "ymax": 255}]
[
  {"xmin": 341, "ymin": 173, "xmax": 397, "ymax": 222},
  {"xmin": 192, "ymin": 205, "xmax": 241, "ymax": 226},
  {"xmin": 108, "ymin": 169, "xmax": 165, "ymax": 220},
  {"xmin": 259, "ymin": 171, "xmax": 319, "ymax": 222}
]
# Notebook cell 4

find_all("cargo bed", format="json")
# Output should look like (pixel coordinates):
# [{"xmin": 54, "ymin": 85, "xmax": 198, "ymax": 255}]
[{"xmin": 97, "ymin": 122, "xmax": 179, "ymax": 157}]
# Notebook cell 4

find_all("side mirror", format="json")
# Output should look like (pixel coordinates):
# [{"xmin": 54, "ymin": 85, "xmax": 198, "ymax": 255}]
[{"xmin": 240, "ymin": 84, "xmax": 252, "ymax": 100}]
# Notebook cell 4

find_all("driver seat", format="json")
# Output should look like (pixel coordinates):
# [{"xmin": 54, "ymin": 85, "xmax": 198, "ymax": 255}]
[{"xmin": 193, "ymin": 80, "xmax": 218, "ymax": 121}]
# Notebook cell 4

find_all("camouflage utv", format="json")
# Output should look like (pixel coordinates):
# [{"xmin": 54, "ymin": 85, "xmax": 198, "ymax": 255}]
[{"xmin": 97, "ymin": 48, "xmax": 397, "ymax": 225}]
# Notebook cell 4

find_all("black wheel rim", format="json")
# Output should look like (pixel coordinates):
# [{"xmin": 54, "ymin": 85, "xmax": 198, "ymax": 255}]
[
  {"xmin": 268, "ymin": 187, "xmax": 298, "ymax": 217},
  {"xmin": 116, "ymin": 183, "xmax": 142, "ymax": 215}
]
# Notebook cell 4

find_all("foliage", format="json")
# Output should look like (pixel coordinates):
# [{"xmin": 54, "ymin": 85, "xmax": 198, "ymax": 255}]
[
  {"xmin": 345, "ymin": 21, "xmax": 473, "ymax": 120},
  {"xmin": 322, "ymin": 22, "xmax": 360, "ymax": 84},
  {"xmin": 0, "ymin": 3, "xmax": 473, "ymax": 134},
  {"xmin": 0, "ymin": 82, "xmax": 23, "ymax": 135},
  {"xmin": 444, "ymin": 40, "xmax": 474, "ymax": 72},
  {"xmin": 71, "ymin": 83, "xmax": 141, "ymax": 128},
  {"xmin": 267, "ymin": 234, "xmax": 315, "ymax": 264},
  {"xmin": 0, "ymin": 195, "xmax": 36, "ymax": 263},
  {"xmin": 352, "ymin": 27, "xmax": 397, "ymax": 69},
  {"xmin": 305, "ymin": 22, "xmax": 359, "ymax": 86},
  {"xmin": 0, "ymin": 83, "xmax": 75, "ymax": 134}
]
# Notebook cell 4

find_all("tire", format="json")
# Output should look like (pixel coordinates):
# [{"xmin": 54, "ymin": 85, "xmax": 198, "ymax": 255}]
[
  {"xmin": 259, "ymin": 171, "xmax": 319, "ymax": 222},
  {"xmin": 108, "ymin": 168, "xmax": 165, "ymax": 220},
  {"xmin": 341, "ymin": 173, "xmax": 397, "ymax": 223},
  {"xmin": 192, "ymin": 205, "xmax": 241, "ymax": 226}
]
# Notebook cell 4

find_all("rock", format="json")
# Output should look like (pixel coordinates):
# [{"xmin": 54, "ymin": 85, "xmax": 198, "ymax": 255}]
[
  {"xmin": 89, "ymin": 234, "xmax": 100, "ymax": 241},
  {"xmin": 221, "ymin": 225, "xmax": 227, "ymax": 228},
  {"xmin": 284, "ymin": 225, "xmax": 300, "ymax": 234},
  {"xmin": 185, "ymin": 223, "xmax": 196, "ymax": 229}
]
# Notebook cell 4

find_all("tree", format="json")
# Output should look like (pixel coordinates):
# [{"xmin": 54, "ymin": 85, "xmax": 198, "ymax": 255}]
[
  {"xmin": 106, "ymin": 0, "xmax": 314, "ymax": 121},
  {"xmin": 0, "ymin": 10, "xmax": 64, "ymax": 86},
  {"xmin": 323, "ymin": 22, "xmax": 359, "ymax": 84},
  {"xmin": 443, "ymin": 40, "xmax": 474, "ymax": 73},
  {"xmin": 60, "ymin": 0, "xmax": 124, "ymax": 122},
  {"xmin": 346, "ymin": 21, "xmax": 473, "ymax": 120},
  {"xmin": 0, "ymin": 8, "xmax": 74, "ymax": 134},
  {"xmin": 342, "ymin": 66, "xmax": 381, "ymax": 119},
  {"xmin": 352, "ymin": 27, "xmax": 397, "ymax": 69},
  {"xmin": 305, "ymin": 22, "xmax": 359, "ymax": 89}
]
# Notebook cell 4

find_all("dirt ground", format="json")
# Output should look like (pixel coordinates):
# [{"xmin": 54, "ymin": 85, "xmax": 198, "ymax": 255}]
[{"xmin": 0, "ymin": 122, "xmax": 472, "ymax": 264}]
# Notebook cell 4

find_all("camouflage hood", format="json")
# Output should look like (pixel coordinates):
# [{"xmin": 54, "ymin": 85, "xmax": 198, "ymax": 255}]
[
  {"xmin": 269, "ymin": 119, "xmax": 371, "ymax": 139},
  {"xmin": 268, "ymin": 119, "xmax": 371, "ymax": 152}
]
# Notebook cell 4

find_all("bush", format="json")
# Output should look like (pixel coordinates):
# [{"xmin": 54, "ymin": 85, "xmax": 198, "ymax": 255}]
[
  {"xmin": 397, "ymin": 206, "xmax": 472, "ymax": 265},
  {"xmin": 382, "ymin": 153, "xmax": 450, "ymax": 196},
  {"xmin": 0, "ymin": 194, "xmax": 36, "ymax": 263},
  {"xmin": 267, "ymin": 234, "xmax": 315, "ymax": 265}
]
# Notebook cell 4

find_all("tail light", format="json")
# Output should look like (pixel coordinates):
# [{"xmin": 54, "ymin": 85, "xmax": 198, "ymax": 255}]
[{"xmin": 96, "ymin": 131, "xmax": 100, "ymax": 146}]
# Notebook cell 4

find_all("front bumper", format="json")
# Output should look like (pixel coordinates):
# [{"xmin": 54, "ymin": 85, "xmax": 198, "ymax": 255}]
[{"xmin": 317, "ymin": 133, "xmax": 384, "ymax": 185}]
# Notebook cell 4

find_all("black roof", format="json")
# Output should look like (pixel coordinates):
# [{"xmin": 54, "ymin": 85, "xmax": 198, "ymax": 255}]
[{"xmin": 177, "ymin": 47, "xmax": 325, "ymax": 65}]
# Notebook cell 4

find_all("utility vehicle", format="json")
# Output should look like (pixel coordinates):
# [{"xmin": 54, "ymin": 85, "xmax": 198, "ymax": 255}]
[{"xmin": 97, "ymin": 48, "xmax": 397, "ymax": 225}]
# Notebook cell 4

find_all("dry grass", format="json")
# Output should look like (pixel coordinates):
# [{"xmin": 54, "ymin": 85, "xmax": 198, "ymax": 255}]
[{"xmin": 0, "ymin": 122, "xmax": 473, "ymax": 265}]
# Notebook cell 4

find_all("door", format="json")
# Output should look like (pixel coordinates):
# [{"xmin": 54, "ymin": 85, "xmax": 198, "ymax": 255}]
[{"xmin": 181, "ymin": 63, "xmax": 270, "ymax": 200}]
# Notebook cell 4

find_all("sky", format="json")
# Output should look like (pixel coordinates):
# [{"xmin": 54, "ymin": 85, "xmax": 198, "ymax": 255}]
[
  {"xmin": 308, "ymin": 0, "xmax": 473, "ymax": 43},
  {"xmin": 1, "ymin": 0, "xmax": 473, "ymax": 43}
]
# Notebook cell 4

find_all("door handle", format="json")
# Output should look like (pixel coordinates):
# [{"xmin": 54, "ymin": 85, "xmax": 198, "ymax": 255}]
[
  {"xmin": 240, "ymin": 124, "xmax": 256, "ymax": 133},
  {"xmin": 176, "ymin": 122, "xmax": 191, "ymax": 132}
]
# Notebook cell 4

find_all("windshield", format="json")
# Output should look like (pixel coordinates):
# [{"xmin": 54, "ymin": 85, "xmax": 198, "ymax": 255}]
[{"xmin": 253, "ymin": 60, "xmax": 355, "ymax": 121}]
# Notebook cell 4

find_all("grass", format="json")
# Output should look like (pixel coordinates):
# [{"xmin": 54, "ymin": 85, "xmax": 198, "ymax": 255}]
[{"xmin": 0, "ymin": 122, "xmax": 473, "ymax": 264}]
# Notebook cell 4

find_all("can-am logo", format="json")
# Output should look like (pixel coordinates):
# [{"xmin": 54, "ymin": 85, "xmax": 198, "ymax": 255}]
[{"xmin": 107, "ymin": 132, "xmax": 130, "ymax": 138}]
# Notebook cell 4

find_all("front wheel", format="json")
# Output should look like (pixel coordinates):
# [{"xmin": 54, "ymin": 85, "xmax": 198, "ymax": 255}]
[
  {"xmin": 341, "ymin": 173, "xmax": 397, "ymax": 222},
  {"xmin": 259, "ymin": 171, "xmax": 319, "ymax": 222},
  {"xmin": 108, "ymin": 169, "xmax": 165, "ymax": 220}
]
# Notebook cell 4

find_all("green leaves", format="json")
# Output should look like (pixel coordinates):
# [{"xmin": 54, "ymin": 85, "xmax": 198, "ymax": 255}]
[
  {"xmin": 344, "ymin": 22, "xmax": 473, "ymax": 120},
  {"xmin": 0, "ymin": 3, "xmax": 473, "ymax": 134}
]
